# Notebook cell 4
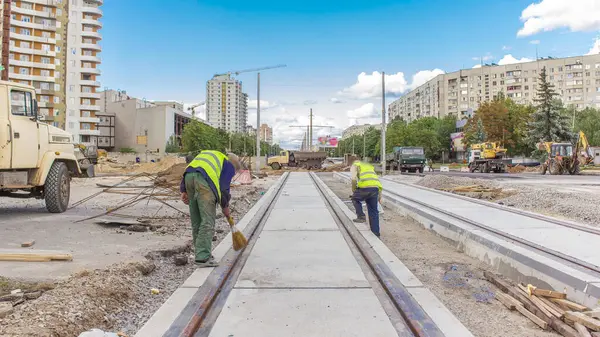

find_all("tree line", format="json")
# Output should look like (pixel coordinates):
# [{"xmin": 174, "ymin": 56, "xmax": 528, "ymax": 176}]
[{"xmin": 176, "ymin": 120, "xmax": 283, "ymax": 156}]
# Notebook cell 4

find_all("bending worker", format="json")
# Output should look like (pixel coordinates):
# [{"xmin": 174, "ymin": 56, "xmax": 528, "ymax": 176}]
[
  {"xmin": 350, "ymin": 160, "xmax": 383, "ymax": 237},
  {"xmin": 180, "ymin": 150, "xmax": 241, "ymax": 267}
]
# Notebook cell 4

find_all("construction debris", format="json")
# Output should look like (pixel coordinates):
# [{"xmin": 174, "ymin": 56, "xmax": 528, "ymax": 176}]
[
  {"xmin": 0, "ymin": 249, "xmax": 73, "ymax": 262},
  {"xmin": 485, "ymin": 271, "xmax": 599, "ymax": 337},
  {"xmin": 20, "ymin": 241, "xmax": 35, "ymax": 248}
]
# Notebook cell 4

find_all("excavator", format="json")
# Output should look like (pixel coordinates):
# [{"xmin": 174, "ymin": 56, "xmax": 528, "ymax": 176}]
[
  {"xmin": 540, "ymin": 131, "xmax": 593, "ymax": 175},
  {"xmin": 74, "ymin": 144, "xmax": 107, "ymax": 177}
]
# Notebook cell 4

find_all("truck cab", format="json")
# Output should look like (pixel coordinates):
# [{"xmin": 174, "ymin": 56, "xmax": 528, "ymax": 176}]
[
  {"xmin": 0, "ymin": 81, "xmax": 81, "ymax": 213},
  {"xmin": 393, "ymin": 147, "xmax": 426, "ymax": 173}
]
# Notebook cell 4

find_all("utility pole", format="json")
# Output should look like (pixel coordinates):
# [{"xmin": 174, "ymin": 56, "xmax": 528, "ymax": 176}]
[
  {"xmin": 352, "ymin": 137, "xmax": 355, "ymax": 155},
  {"xmin": 309, "ymin": 109, "xmax": 313, "ymax": 151},
  {"xmin": 381, "ymin": 71, "xmax": 387, "ymax": 175},
  {"xmin": 363, "ymin": 133, "xmax": 366, "ymax": 159},
  {"xmin": 255, "ymin": 72, "xmax": 261, "ymax": 171}
]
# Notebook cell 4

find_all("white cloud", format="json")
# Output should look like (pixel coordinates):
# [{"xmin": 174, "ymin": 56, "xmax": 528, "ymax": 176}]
[
  {"xmin": 587, "ymin": 38, "xmax": 600, "ymax": 55},
  {"xmin": 473, "ymin": 64, "xmax": 482, "ymax": 69},
  {"xmin": 183, "ymin": 103, "xmax": 206, "ymax": 119},
  {"xmin": 347, "ymin": 103, "xmax": 379, "ymax": 120},
  {"xmin": 248, "ymin": 99, "xmax": 277, "ymax": 110},
  {"xmin": 502, "ymin": 45, "xmax": 512, "ymax": 51},
  {"xmin": 340, "ymin": 69, "xmax": 444, "ymax": 99},
  {"xmin": 330, "ymin": 97, "xmax": 344, "ymax": 104},
  {"xmin": 497, "ymin": 54, "xmax": 534, "ymax": 65},
  {"xmin": 530, "ymin": 40, "xmax": 541, "ymax": 45},
  {"xmin": 517, "ymin": 0, "xmax": 600, "ymax": 37}
]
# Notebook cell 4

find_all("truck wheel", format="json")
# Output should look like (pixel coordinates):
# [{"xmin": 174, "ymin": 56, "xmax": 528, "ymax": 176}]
[
  {"xmin": 418, "ymin": 167, "xmax": 424, "ymax": 174},
  {"xmin": 45, "ymin": 162, "xmax": 70, "ymax": 213},
  {"xmin": 271, "ymin": 163, "xmax": 281, "ymax": 170},
  {"xmin": 540, "ymin": 164, "xmax": 547, "ymax": 175}
]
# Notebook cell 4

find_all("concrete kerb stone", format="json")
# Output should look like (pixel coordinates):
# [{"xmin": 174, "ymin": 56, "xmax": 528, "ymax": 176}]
[
  {"xmin": 314, "ymin": 173, "xmax": 474, "ymax": 337},
  {"xmin": 134, "ymin": 173, "xmax": 289, "ymax": 337},
  {"xmin": 334, "ymin": 172, "xmax": 600, "ymax": 308}
]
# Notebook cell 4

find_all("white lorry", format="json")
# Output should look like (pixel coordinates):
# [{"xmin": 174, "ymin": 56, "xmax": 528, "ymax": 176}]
[{"xmin": 0, "ymin": 81, "xmax": 81, "ymax": 213}]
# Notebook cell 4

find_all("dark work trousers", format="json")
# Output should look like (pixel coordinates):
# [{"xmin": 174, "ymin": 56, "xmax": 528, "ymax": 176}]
[{"xmin": 351, "ymin": 187, "xmax": 380, "ymax": 237}]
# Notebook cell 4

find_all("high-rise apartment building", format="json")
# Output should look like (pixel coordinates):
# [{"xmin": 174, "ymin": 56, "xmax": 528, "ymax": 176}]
[
  {"xmin": 389, "ymin": 54, "xmax": 600, "ymax": 123},
  {"xmin": 1, "ymin": 0, "xmax": 102, "ymax": 144},
  {"xmin": 259, "ymin": 123, "xmax": 272, "ymax": 144},
  {"xmin": 205, "ymin": 74, "xmax": 248, "ymax": 133},
  {"xmin": 65, "ymin": 0, "xmax": 102, "ymax": 144}
]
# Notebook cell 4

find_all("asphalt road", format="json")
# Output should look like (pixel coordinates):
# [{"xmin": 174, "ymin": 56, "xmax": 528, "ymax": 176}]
[{"xmin": 385, "ymin": 170, "xmax": 600, "ymax": 184}]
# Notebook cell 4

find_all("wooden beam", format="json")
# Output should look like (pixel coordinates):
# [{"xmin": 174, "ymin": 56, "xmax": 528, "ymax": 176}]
[
  {"xmin": 539, "ymin": 296, "xmax": 566, "ymax": 318},
  {"xmin": 575, "ymin": 322, "xmax": 593, "ymax": 337},
  {"xmin": 565, "ymin": 312, "xmax": 600, "ymax": 332},
  {"xmin": 552, "ymin": 299, "xmax": 590, "ymax": 312},
  {"xmin": 551, "ymin": 317, "xmax": 581, "ymax": 337},
  {"xmin": 0, "ymin": 249, "xmax": 72, "ymax": 262},
  {"xmin": 516, "ymin": 304, "xmax": 548, "ymax": 330},
  {"xmin": 526, "ymin": 284, "xmax": 567, "ymax": 299},
  {"xmin": 496, "ymin": 292, "xmax": 519, "ymax": 310}
]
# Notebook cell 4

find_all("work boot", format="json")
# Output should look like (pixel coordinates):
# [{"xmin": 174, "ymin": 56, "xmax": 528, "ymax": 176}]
[
  {"xmin": 353, "ymin": 216, "xmax": 366, "ymax": 223},
  {"xmin": 195, "ymin": 257, "xmax": 218, "ymax": 268}
]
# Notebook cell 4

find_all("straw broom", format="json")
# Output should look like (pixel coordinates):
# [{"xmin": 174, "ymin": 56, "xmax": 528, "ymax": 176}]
[{"xmin": 227, "ymin": 216, "xmax": 248, "ymax": 251}]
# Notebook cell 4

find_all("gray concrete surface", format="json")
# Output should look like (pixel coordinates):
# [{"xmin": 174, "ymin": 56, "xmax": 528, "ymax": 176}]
[{"xmin": 0, "ymin": 176, "xmax": 187, "ymax": 281}]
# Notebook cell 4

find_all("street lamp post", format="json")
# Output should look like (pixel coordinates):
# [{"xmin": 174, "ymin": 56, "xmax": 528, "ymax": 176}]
[
  {"xmin": 381, "ymin": 71, "xmax": 386, "ymax": 175},
  {"xmin": 255, "ymin": 72, "xmax": 261, "ymax": 172}
]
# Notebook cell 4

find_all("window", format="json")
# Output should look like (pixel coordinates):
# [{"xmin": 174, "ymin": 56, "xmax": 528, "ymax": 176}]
[
  {"xmin": 22, "ymin": 16, "xmax": 31, "ymax": 23},
  {"xmin": 21, "ymin": 2, "xmax": 33, "ymax": 9},
  {"xmin": 19, "ymin": 68, "xmax": 29, "ymax": 75},
  {"xmin": 10, "ymin": 90, "xmax": 33, "ymax": 116},
  {"xmin": 42, "ymin": 31, "xmax": 51, "ymax": 38},
  {"xmin": 20, "ymin": 28, "xmax": 31, "ymax": 36},
  {"xmin": 19, "ymin": 54, "xmax": 30, "ymax": 61},
  {"xmin": 41, "ymin": 57, "xmax": 51, "ymax": 64},
  {"xmin": 69, "ymin": 85, "xmax": 74, "ymax": 92},
  {"xmin": 41, "ymin": 70, "xmax": 50, "ymax": 77},
  {"xmin": 9, "ymin": 66, "xmax": 14, "ymax": 73},
  {"xmin": 40, "ymin": 82, "xmax": 50, "ymax": 90},
  {"xmin": 54, "ymin": 96, "xmax": 60, "ymax": 103},
  {"xmin": 558, "ymin": 66, "xmax": 563, "ymax": 72},
  {"xmin": 42, "ymin": 44, "xmax": 51, "ymax": 51},
  {"xmin": 55, "ymin": 84, "xmax": 60, "ymax": 91},
  {"xmin": 586, "ymin": 65, "xmax": 591, "ymax": 70},
  {"xmin": 82, "ymin": 111, "xmax": 91, "ymax": 117},
  {"xmin": 82, "ymin": 123, "xmax": 91, "ymax": 130}
]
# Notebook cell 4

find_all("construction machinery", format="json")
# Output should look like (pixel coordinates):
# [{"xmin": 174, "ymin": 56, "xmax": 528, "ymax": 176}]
[
  {"xmin": 74, "ymin": 143, "xmax": 100, "ymax": 177},
  {"xmin": 0, "ymin": 81, "xmax": 82, "ymax": 213},
  {"xmin": 468, "ymin": 142, "xmax": 512, "ymax": 173},
  {"xmin": 386, "ymin": 146, "xmax": 426, "ymax": 173},
  {"xmin": 268, "ymin": 151, "xmax": 327, "ymax": 170},
  {"xmin": 540, "ymin": 131, "xmax": 593, "ymax": 175}
]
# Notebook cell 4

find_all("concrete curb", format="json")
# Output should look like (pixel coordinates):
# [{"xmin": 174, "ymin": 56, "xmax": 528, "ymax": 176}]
[
  {"xmin": 334, "ymin": 172, "xmax": 600, "ymax": 308},
  {"xmin": 134, "ymin": 173, "xmax": 289, "ymax": 337},
  {"xmin": 313, "ymin": 173, "xmax": 474, "ymax": 337}
]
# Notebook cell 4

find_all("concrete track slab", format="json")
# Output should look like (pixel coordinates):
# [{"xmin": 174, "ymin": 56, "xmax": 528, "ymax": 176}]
[
  {"xmin": 281, "ymin": 186, "xmax": 321, "ymax": 197},
  {"xmin": 208, "ymin": 288, "xmax": 399, "ymax": 337},
  {"xmin": 275, "ymin": 195, "xmax": 328, "ymax": 209},
  {"xmin": 236, "ymin": 231, "xmax": 370, "ymax": 288},
  {"xmin": 262, "ymin": 208, "xmax": 338, "ymax": 231}
]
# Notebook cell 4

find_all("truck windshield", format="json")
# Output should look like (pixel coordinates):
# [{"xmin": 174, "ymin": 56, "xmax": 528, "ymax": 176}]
[{"xmin": 401, "ymin": 148, "xmax": 424, "ymax": 155}]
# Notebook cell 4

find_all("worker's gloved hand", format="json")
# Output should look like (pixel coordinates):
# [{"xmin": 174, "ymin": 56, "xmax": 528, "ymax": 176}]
[
  {"xmin": 223, "ymin": 207, "xmax": 231, "ymax": 219},
  {"xmin": 181, "ymin": 192, "xmax": 189, "ymax": 205}
]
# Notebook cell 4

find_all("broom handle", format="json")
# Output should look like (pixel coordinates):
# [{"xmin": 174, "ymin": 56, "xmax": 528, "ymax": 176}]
[{"xmin": 227, "ymin": 216, "xmax": 235, "ymax": 227}]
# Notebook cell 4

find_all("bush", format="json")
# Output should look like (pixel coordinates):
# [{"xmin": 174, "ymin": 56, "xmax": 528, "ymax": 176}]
[{"xmin": 119, "ymin": 147, "xmax": 136, "ymax": 154}]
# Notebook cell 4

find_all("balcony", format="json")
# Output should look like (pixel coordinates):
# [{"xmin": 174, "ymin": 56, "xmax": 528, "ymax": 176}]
[
  {"xmin": 81, "ymin": 67, "xmax": 101, "ymax": 75},
  {"xmin": 81, "ymin": 6, "xmax": 103, "ymax": 16},
  {"xmin": 37, "ymin": 101, "xmax": 55, "ymax": 108},
  {"xmin": 80, "ymin": 92, "xmax": 101, "ymax": 99},
  {"xmin": 79, "ymin": 129, "xmax": 101, "ymax": 136},
  {"xmin": 81, "ymin": 43, "xmax": 101, "ymax": 51},
  {"xmin": 35, "ymin": 88, "xmax": 56, "ymax": 95},
  {"xmin": 80, "ymin": 104, "xmax": 101, "ymax": 111},
  {"xmin": 31, "ymin": 49, "xmax": 57, "ymax": 57},
  {"xmin": 9, "ymin": 73, "xmax": 34, "ymax": 81},
  {"xmin": 9, "ymin": 59, "xmax": 55, "ymax": 70},
  {"xmin": 81, "ymin": 19, "xmax": 103, "ymax": 28},
  {"xmin": 31, "ymin": 75, "xmax": 56, "ymax": 82},
  {"xmin": 79, "ymin": 117, "xmax": 101, "ymax": 123},
  {"xmin": 11, "ymin": 19, "xmax": 58, "ymax": 31},
  {"xmin": 29, "ymin": 0, "xmax": 62, "ymax": 4},
  {"xmin": 10, "ymin": 32, "xmax": 55, "ymax": 44},
  {"xmin": 80, "ymin": 80, "xmax": 101, "ymax": 87},
  {"xmin": 81, "ymin": 30, "xmax": 102, "ymax": 40},
  {"xmin": 80, "ymin": 55, "xmax": 102, "ymax": 63}
]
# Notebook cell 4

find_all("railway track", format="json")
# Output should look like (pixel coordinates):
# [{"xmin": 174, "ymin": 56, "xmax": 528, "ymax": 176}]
[{"xmin": 162, "ymin": 172, "xmax": 454, "ymax": 337}]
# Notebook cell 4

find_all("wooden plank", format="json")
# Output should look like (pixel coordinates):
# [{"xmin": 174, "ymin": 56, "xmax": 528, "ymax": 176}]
[
  {"xmin": 0, "ymin": 249, "xmax": 72, "ymax": 262},
  {"xmin": 483, "ymin": 271, "xmax": 552, "ymax": 325},
  {"xmin": 516, "ymin": 304, "xmax": 548, "ymax": 330},
  {"xmin": 517, "ymin": 284, "xmax": 557, "ymax": 318},
  {"xmin": 551, "ymin": 317, "xmax": 581, "ymax": 337},
  {"xmin": 539, "ymin": 296, "xmax": 566, "ymax": 317},
  {"xmin": 552, "ymin": 298, "xmax": 590, "ymax": 312},
  {"xmin": 583, "ymin": 311, "xmax": 600, "ymax": 319},
  {"xmin": 527, "ymin": 284, "xmax": 567, "ymax": 299},
  {"xmin": 565, "ymin": 311, "xmax": 600, "ymax": 331},
  {"xmin": 575, "ymin": 322, "xmax": 593, "ymax": 337},
  {"xmin": 496, "ymin": 292, "xmax": 518, "ymax": 310}
]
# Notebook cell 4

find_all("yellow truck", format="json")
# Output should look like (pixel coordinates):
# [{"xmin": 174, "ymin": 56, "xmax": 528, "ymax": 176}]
[
  {"xmin": 0, "ymin": 81, "xmax": 81, "ymax": 213},
  {"xmin": 268, "ymin": 151, "xmax": 327, "ymax": 170}
]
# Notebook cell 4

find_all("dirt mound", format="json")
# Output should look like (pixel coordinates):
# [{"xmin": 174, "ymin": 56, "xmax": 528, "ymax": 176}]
[
  {"xmin": 417, "ymin": 175, "xmax": 515, "ymax": 200},
  {"xmin": 96, "ymin": 156, "xmax": 185, "ymax": 175},
  {"xmin": 155, "ymin": 163, "xmax": 187, "ymax": 187},
  {"xmin": 506, "ymin": 164, "xmax": 526, "ymax": 173}
]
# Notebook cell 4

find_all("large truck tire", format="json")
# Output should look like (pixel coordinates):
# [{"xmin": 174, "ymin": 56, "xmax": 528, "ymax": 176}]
[
  {"xmin": 271, "ymin": 163, "xmax": 281, "ymax": 170},
  {"xmin": 45, "ymin": 161, "xmax": 70, "ymax": 213}
]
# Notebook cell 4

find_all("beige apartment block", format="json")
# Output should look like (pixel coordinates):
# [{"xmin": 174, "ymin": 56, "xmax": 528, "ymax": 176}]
[
  {"xmin": 259, "ymin": 123, "xmax": 273, "ymax": 144},
  {"xmin": 389, "ymin": 54, "xmax": 600, "ymax": 122},
  {"xmin": 205, "ymin": 74, "xmax": 248, "ymax": 133}
]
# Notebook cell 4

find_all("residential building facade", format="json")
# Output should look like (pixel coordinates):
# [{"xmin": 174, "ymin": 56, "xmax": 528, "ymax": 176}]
[
  {"xmin": 259, "ymin": 123, "xmax": 272, "ymax": 144},
  {"xmin": 65, "ymin": 0, "xmax": 103, "ymax": 144},
  {"xmin": 205, "ymin": 74, "xmax": 248, "ymax": 133},
  {"xmin": 389, "ymin": 54, "xmax": 600, "ymax": 123},
  {"xmin": 95, "ymin": 110, "xmax": 114, "ymax": 150},
  {"xmin": 342, "ymin": 123, "xmax": 382, "ymax": 139}
]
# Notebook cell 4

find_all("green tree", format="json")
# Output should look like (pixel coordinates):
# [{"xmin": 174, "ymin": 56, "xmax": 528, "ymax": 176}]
[
  {"xmin": 526, "ymin": 67, "xmax": 573, "ymax": 149},
  {"xmin": 464, "ymin": 116, "xmax": 486, "ymax": 148},
  {"xmin": 574, "ymin": 107, "xmax": 600, "ymax": 146},
  {"xmin": 165, "ymin": 135, "xmax": 180, "ymax": 153},
  {"xmin": 505, "ymin": 99, "xmax": 534, "ymax": 155}
]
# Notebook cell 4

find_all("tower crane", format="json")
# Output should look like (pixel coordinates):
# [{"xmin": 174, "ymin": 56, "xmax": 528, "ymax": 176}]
[
  {"xmin": 214, "ymin": 64, "xmax": 287, "ymax": 77},
  {"xmin": 187, "ymin": 102, "xmax": 205, "ymax": 118}
]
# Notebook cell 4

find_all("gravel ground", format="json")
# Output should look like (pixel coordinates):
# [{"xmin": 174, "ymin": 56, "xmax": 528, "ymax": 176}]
[
  {"xmin": 319, "ymin": 174, "xmax": 559, "ymax": 337},
  {"xmin": 0, "ymin": 176, "xmax": 278, "ymax": 337},
  {"xmin": 411, "ymin": 175, "xmax": 600, "ymax": 226}
]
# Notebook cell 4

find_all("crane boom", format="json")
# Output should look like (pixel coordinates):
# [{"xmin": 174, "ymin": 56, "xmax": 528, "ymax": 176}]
[{"xmin": 214, "ymin": 64, "xmax": 286, "ymax": 77}]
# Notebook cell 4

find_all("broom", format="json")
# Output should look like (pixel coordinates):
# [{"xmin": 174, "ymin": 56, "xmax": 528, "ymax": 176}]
[{"xmin": 227, "ymin": 216, "xmax": 248, "ymax": 251}]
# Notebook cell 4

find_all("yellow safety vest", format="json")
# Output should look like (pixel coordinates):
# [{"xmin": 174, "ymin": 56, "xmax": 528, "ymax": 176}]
[
  {"xmin": 354, "ymin": 161, "xmax": 382, "ymax": 191},
  {"xmin": 186, "ymin": 150, "xmax": 229, "ymax": 201}
]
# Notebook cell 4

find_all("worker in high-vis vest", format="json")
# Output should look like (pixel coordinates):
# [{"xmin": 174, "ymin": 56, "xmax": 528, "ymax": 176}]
[
  {"xmin": 350, "ymin": 160, "xmax": 383, "ymax": 237},
  {"xmin": 180, "ymin": 150, "xmax": 241, "ymax": 267}
]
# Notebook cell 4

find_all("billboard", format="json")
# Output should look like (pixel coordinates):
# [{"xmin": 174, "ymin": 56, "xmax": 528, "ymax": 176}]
[
  {"xmin": 450, "ymin": 132, "xmax": 465, "ymax": 152},
  {"xmin": 317, "ymin": 136, "xmax": 338, "ymax": 148}
]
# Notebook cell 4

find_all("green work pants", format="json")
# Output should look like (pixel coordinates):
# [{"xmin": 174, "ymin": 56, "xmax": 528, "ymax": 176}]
[{"xmin": 185, "ymin": 172, "xmax": 217, "ymax": 262}]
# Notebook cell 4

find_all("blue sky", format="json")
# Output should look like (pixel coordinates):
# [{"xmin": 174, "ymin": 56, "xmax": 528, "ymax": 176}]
[{"xmin": 100, "ymin": 0, "xmax": 600, "ymax": 148}]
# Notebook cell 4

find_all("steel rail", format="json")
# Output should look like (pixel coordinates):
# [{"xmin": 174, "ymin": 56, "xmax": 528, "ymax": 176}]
[{"xmin": 309, "ymin": 173, "xmax": 445, "ymax": 337}]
